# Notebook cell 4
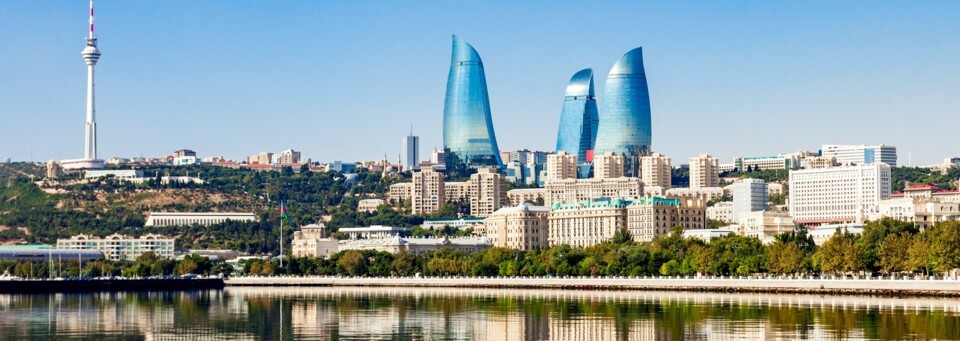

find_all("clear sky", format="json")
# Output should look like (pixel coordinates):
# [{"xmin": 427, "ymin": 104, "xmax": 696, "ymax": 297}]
[{"xmin": 2, "ymin": 1, "xmax": 958, "ymax": 166}]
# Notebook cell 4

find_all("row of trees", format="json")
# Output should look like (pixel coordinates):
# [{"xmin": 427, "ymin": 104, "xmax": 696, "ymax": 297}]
[{"xmin": 0, "ymin": 253, "xmax": 230, "ymax": 279}]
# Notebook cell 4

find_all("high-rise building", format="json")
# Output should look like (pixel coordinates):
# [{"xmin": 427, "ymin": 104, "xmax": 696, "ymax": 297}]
[
  {"xmin": 731, "ymin": 179, "xmax": 768, "ymax": 223},
  {"xmin": 442, "ymin": 35, "xmax": 503, "ymax": 175},
  {"xmin": 593, "ymin": 47, "xmax": 652, "ymax": 178},
  {"xmin": 555, "ymin": 68, "xmax": 600, "ymax": 178},
  {"xmin": 402, "ymin": 134, "xmax": 420, "ymax": 171},
  {"xmin": 468, "ymin": 167, "xmax": 507, "ymax": 217},
  {"xmin": 789, "ymin": 163, "xmax": 892, "ymax": 225},
  {"xmin": 640, "ymin": 153, "xmax": 671, "ymax": 189},
  {"xmin": 412, "ymin": 167, "xmax": 445, "ymax": 215},
  {"xmin": 821, "ymin": 144, "xmax": 897, "ymax": 167},
  {"xmin": 592, "ymin": 152, "xmax": 625, "ymax": 179},
  {"xmin": 545, "ymin": 151, "xmax": 578, "ymax": 181},
  {"xmin": 61, "ymin": 0, "xmax": 105, "ymax": 170},
  {"xmin": 689, "ymin": 154, "xmax": 720, "ymax": 189}
]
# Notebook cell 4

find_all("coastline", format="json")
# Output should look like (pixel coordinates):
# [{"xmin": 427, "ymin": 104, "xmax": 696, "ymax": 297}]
[
  {"xmin": 224, "ymin": 276, "xmax": 960, "ymax": 298},
  {"xmin": 0, "ymin": 278, "xmax": 224, "ymax": 293}
]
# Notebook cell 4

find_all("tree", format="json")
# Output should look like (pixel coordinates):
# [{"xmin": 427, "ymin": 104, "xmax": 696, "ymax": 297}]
[
  {"xmin": 337, "ymin": 250, "xmax": 366, "ymax": 276},
  {"xmin": 856, "ymin": 218, "xmax": 918, "ymax": 272},
  {"xmin": 815, "ymin": 229, "xmax": 865, "ymax": 274},
  {"xmin": 767, "ymin": 241, "xmax": 805, "ymax": 274},
  {"xmin": 878, "ymin": 233, "xmax": 912, "ymax": 274}
]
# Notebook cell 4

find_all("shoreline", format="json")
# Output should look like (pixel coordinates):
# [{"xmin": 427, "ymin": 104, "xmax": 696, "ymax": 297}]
[
  {"xmin": 224, "ymin": 276, "xmax": 960, "ymax": 298},
  {"xmin": 0, "ymin": 278, "xmax": 224, "ymax": 293}
]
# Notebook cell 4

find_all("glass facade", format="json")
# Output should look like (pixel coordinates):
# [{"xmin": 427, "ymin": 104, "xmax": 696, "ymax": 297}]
[
  {"xmin": 555, "ymin": 68, "xmax": 599, "ymax": 178},
  {"xmin": 593, "ymin": 47, "xmax": 652, "ymax": 177},
  {"xmin": 443, "ymin": 35, "xmax": 503, "ymax": 175}
]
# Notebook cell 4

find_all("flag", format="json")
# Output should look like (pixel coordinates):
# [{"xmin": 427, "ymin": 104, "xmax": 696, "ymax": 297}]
[{"xmin": 280, "ymin": 201, "xmax": 293, "ymax": 225}]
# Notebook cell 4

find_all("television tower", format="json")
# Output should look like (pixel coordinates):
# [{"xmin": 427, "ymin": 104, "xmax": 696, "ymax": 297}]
[{"xmin": 82, "ymin": 0, "xmax": 100, "ymax": 161}]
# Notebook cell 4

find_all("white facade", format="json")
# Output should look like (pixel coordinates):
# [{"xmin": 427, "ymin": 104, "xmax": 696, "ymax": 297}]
[
  {"xmin": 483, "ymin": 204, "xmax": 550, "ymax": 250},
  {"xmin": 337, "ymin": 226, "xmax": 412, "ymax": 239},
  {"xmin": 821, "ymin": 144, "xmax": 897, "ymax": 167},
  {"xmin": 808, "ymin": 224, "xmax": 865, "ymax": 245},
  {"xmin": 84, "ymin": 169, "xmax": 143, "ymax": 179},
  {"xmin": 339, "ymin": 236, "xmax": 491, "ymax": 254},
  {"xmin": 357, "ymin": 198, "xmax": 386, "ymax": 213},
  {"xmin": 592, "ymin": 152, "xmax": 624, "ymax": 179},
  {"xmin": 683, "ymin": 229, "xmax": 733, "ymax": 242},
  {"xmin": 402, "ymin": 135, "xmax": 420, "ymax": 171},
  {"xmin": 173, "ymin": 156, "xmax": 199, "ymax": 166},
  {"xmin": 732, "ymin": 179, "xmax": 768, "ymax": 223},
  {"xmin": 291, "ymin": 224, "xmax": 339, "ymax": 258},
  {"xmin": 144, "ymin": 212, "xmax": 257, "ymax": 227},
  {"xmin": 57, "ymin": 234, "xmax": 175, "ymax": 261},
  {"xmin": 739, "ymin": 211, "xmax": 795, "ymax": 243},
  {"xmin": 706, "ymin": 201, "xmax": 735, "ymax": 223},
  {"xmin": 789, "ymin": 163, "xmax": 892, "ymax": 225},
  {"xmin": 876, "ymin": 197, "xmax": 960, "ymax": 229}
]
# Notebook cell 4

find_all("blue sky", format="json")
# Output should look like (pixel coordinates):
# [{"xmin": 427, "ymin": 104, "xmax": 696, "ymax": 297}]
[{"xmin": 2, "ymin": 1, "xmax": 958, "ymax": 165}]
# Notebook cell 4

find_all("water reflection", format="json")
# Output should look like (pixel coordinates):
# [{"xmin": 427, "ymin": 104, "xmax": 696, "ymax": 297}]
[{"xmin": 1, "ymin": 288, "xmax": 959, "ymax": 340}]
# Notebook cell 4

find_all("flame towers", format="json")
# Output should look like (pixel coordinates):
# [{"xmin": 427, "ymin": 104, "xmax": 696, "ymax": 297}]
[
  {"xmin": 593, "ymin": 47, "xmax": 652, "ymax": 178},
  {"xmin": 555, "ymin": 68, "xmax": 599, "ymax": 178},
  {"xmin": 62, "ymin": 0, "xmax": 104, "ymax": 170},
  {"xmin": 442, "ymin": 35, "xmax": 503, "ymax": 176}
]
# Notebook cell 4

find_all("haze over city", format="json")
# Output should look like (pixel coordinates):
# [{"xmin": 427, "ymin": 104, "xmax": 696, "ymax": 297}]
[{"xmin": 2, "ymin": 1, "xmax": 958, "ymax": 165}]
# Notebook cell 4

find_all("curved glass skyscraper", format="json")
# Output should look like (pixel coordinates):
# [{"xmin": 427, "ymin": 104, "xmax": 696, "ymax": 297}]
[
  {"xmin": 593, "ymin": 47, "xmax": 651, "ymax": 177},
  {"xmin": 443, "ymin": 35, "xmax": 503, "ymax": 175},
  {"xmin": 555, "ymin": 68, "xmax": 599, "ymax": 178}
]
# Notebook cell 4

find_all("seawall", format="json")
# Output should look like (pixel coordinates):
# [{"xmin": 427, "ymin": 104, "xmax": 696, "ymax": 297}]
[
  {"xmin": 0, "ymin": 279, "xmax": 224, "ymax": 293},
  {"xmin": 225, "ymin": 276, "xmax": 960, "ymax": 297}
]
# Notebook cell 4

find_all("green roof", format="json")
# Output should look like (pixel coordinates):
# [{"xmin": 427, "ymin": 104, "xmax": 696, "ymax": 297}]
[{"xmin": 632, "ymin": 197, "xmax": 681, "ymax": 206}]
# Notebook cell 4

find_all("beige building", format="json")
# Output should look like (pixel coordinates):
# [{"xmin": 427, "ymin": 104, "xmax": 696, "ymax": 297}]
[
  {"xmin": 689, "ymin": 153, "xmax": 720, "ymax": 189},
  {"xmin": 144, "ymin": 212, "xmax": 257, "ymax": 227},
  {"xmin": 544, "ymin": 177, "xmax": 643, "ymax": 206},
  {"xmin": 387, "ymin": 182, "xmax": 412, "ymax": 205},
  {"xmin": 548, "ymin": 199, "xmax": 630, "ymax": 247},
  {"xmin": 802, "ymin": 156, "xmax": 838, "ymax": 169},
  {"xmin": 706, "ymin": 201, "xmax": 735, "ymax": 223},
  {"xmin": 412, "ymin": 167, "xmax": 445, "ymax": 215},
  {"xmin": 357, "ymin": 198, "xmax": 386, "ymax": 213},
  {"xmin": 739, "ymin": 211, "xmax": 795, "ymax": 243},
  {"xmin": 626, "ymin": 197, "xmax": 707, "ymax": 242},
  {"xmin": 339, "ymin": 236, "xmax": 492, "ymax": 254},
  {"xmin": 592, "ymin": 152, "xmax": 625, "ymax": 179},
  {"xmin": 444, "ymin": 181, "xmax": 470, "ymax": 202},
  {"xmin": 278, "ymin": 149, "xmax": 301, "ymax": 164},
  {"xmin": 545, "ymin": 151, "xmax": 577, "ymax": 181},
  {"xmin": 57, "ymin": 234, "xmax": 175, "ymax": 261},
  {"xmin": 664, "ymin": 187, "xmax": 725, "ymax": 202},
  {"xmin": 507, "ymin": 188, "xmax": 546, "ymax": 206},
  {"xmin": 248, "ymin": 152, "xmax": 273, "ymax": 165},
  {"xmin": 468, "ymin": 168, "xmax": 507, "ymax": 217},
  {"xmin": 640, "ymin": 152, "xmax": 672, "ymax": 189},
  {"xmin": 46, "ymin": 160, "xmax": 62, "ymax": 178},
  {"xmin": 291, "ymin": 223, "xmax": 339, "ymax": 258},
  {"xmin": 483, "ymin": 204, "xmax": 550, "ymax": 250},
  {"xmin": 876, "ymin": 197, "xmax": 960, "ymax": 229},
  {"xmin": 896, "ymin": 183, "xmax": 960, "ymax": 203}
]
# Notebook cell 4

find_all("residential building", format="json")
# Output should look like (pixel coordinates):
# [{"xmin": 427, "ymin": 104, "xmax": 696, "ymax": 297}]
[
  {"xmin": 339, "ymin": 236, "xmax": 492, "ymax": 254},
  {"xmin": 291, "ymin": 223, "xmax": 339, "ymax": 258},
  {"xmin": 412, "ymin": 167, "xmax": 445, "ymax": 215},
  {"xmin": 592, "ymin": 152, "xmax": 625, "ymax": 179},
  {"xmin": 57, "ymin": 234, "xmax": 175, "ymax": 261},
  {"xmin": 402, "ymin": 135, "xmax": 420, "ymax": 171},
  {"xmin": 706, "ymin": 201, "xmax": 735, "ymax": 223},
  {"xmin": 442, "ymin": 35, "xmax": 503, "ymax": 174},
  {"xmin": 593, "ymin": 47, "xmax": 651, "ymax": 178},
  {"xmin": 483, "ymin": 204, "xmax": 550, "ymax": 250},
  {"xmin": 444, "ymin": 181, "xmax": 470, "ymax": 202},
  {"xmin": 821, "ymin": 144, "xmax": 897, "ymax": 166},
  {"xmin": 802, "ymin": 156, "xmax": 838, "ymax": 169},
  {"xmin": 431, "ymin": 149, "xmax": 446, "ymax": 165},
  {"xmin": 626, "ymin": 196, "xmax": 706, "ymax": 242},
  {"xmin": 555, "ymin": 68, "xmax": 600, "ymax": 178},
  {"xmin": 248, "ymin": 152, "xmax": 273, "ymax": 165},
  {"xmin": 732, "ymin": 179, "xmax": 768, "ymax": 223},
  {"xmin": 278, "ymin": 149, "xmax": 302, "ymax": 165},
  {"xmin": 876, "ymin": 197, "xmax": 960, "ymax": 229},
  {"xmin": 545, "ymin": 151, "xmax": 577, "ymax": 181},
  {"xmin": 357, "ymin": 199, "xmax": 386, "ymax": 213},
  {"xmin": 789, "ymin": 163, "xmax": 892, "ymax": 225},
  {"xmin": 172, "ymin": 156, "xmax": 199, "ymax": 166},
  {"xmin": 689, "ymin": 154, "xmax": 720, "ymax": 189},
  {"xmin": 734, "ymin": 156, "xmax": 793, "ymax": 171},
  {"xmin": 387, "ymin": 182, "xmax": 412, "ymax": 205},
  {"xmin": 172, "ymin": 149, "xmax": 196, "ymax": 158},
  {"xmin": 544, "ymin": 177, "xmax": 643, "ymax": 206},
  {"xmin": 144, "ymin": 212, "xmax": 257, "ymax": 227},
  {"xmin": 548, "ymin": 199, "xmax": 630, "ymax": 247},
  {"xmin": 894, "ymin": 183, "xmax": 960, "ymax": 203},
  {"xmin": 337, "ymin": 226, "xmax": 412, "ymax": 239},
  {"xmin": 665, "ymin": 187, "xmax": 725, "ymax": 202},
  {"xmin": 739, "ymin": 211, "xmax": 795, "ymax": 243},
  {"xmin": 507, "ymin": 188, "xmax": 546, "ymax": 206},
  {"xmin": 767, "ymin": 183, "xmax": 785, "ymax": 196},
  {"xmin": 640, "ymin": 152, "xmax": 671, "ymax": 189},
  {"xmin": 468, "ymin": 167, "xmax": 507, "ymax": 217}
]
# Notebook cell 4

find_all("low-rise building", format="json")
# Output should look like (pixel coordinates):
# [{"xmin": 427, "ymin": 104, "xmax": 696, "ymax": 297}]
[
  {"xmin": 626, "ymin": 196, "xmax": 706, "ymax": 242},
  {"xmin": 483, "ymin": 204, "xmax": 550, "ymax": 250},
  {"xmin": 444, "ymin": 181, "xmax": 470, "ymax": 202},
  {"xmin": 387, "ymin": 182, "xmax": 412, "ymax": 205},
  {"xmin": 421, "ymin": 217, "xmax": 486, "ymax": 230},
  {"xmin": 739, "ymin": 211, "xmax": 795, "ymax": 243},
  {"xmin": 145, "ymin": 212, "xmax": 257, "ymax": 227},
  {"xmin": 706, "ymin": 201, "xmax": 735, "ymax": 223},
  {"xmin": 876, "ymin": 197, "xmax": 960, "ymax": 229},
  {"xmin": 339, "ymin": 236, "xmax": 492, "ymax": 254},
  {"xmin": 84, "ymin": 169, "xmax": 143, "ymax": 179},
  {"xmin": 507, "ymin": 188, "xmax": 546, "ymax": 206},
  {"xmin": 682, "ymin": 229, "xmax": 733, "ymax": 242},
  {"xmin": 665, "ymin": 187, "xmax": 725, "ymax": 202},
  {"xmin": 544, "ymin": 177, "xmax": 643, "ymax": 206},
  {"xmin": 808, "ymin": 224, "xmax": 865, "ymax": 245},
  {"xmin": 57, "ymin": 234, "xmax": 175, "ymax": 261},
  {"xmin": 357, "ymin": 199, "xmax": 386, "ymax": 213},
  {"xmin": 548, "ymin": 198, "xmax": 630, "ymax": 247},
  {"xmin": 291, "ymin": 223, "xmax": 339, "ymax": 258},
  {"xmin": 336, "ymin": 226, "xmax": 411, "ymax": 239}
]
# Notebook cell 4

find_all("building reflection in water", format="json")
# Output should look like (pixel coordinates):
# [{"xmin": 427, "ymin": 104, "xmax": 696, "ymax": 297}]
[{"xmin": 1, "ymin": 288, "xmax": 960, "ymax": 340}]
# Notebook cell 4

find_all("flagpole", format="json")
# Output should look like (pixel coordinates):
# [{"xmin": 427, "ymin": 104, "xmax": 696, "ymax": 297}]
[{"xmin": 280, "ymin": 201, "xmax": 284, "ymax": 269}]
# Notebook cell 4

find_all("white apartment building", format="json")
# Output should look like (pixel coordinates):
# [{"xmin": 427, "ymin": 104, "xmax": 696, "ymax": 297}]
[
  {"xmin": 689, "ymin": 153, "xmax": 720, "ymax": 189},
  {"xmin": 706, "ymin": 201, "xmax": 735, "ymax": 223},
  {"xmin": 57, "ymin": 234, "xmax": 175, "ymax": 261},
  {"xmin": 144, "ymin": 212, "xmax": 257, "ymax": 227},
  {"xmin": 548, "ymin": 199, "xmax": 629, "ymax": 247},
  {"xmin": 821, "ymin": 144, "xmax": 897, "ymax": 167},
  {"xmin": 412, "ymin": 167, "xmax": 445, "ymax": 215},
  {"xmin": 468, "ymin": 168, "xmax": 508, "ymax": 217},
  {"xmin": 789, "ymin": 163, "xmax": 892, "ymax": 225},
  {"xmin": 483, "ymin": 204, "xmax": 550, "ymax": 250},
  {"xmin": 739, "ymin": 211, "xmax": 795, "ymax": 243},
  {"xmin": 592, "ymin": 152, "xmax": 625, "ymax": 179},
  {"xmin": 732, "ymin": 179, "xmax": 768, "ymax": 223},
  {"xmin": 734, "ymin": 156, "xmax": 793, "ymax": 171},
  {"xmin": 640, "ymin": 153, "xmax": 671, "ymax": 189},
  {"xmin": 544, "ymin": 177, "xmax": 643, "ymax": 206},
  {"xmin": 876, "ymin": 197, "xmax": 960, "ymax": 229},
  {"xmin": 546, "ymin": 151, "xmax": 577, "ymax": 181}
]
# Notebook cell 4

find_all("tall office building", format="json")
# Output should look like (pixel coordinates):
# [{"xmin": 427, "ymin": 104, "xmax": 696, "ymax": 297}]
[
  {"xmin": 689, "ymin": 154, "xmax": 720, "ymax": 189},
  {"xmin": 62, "ymin": 0, "xmax": 105, "ymax": 170},
  {"xmin": 555, "ymin": 68, "xmax": 600, "ymax": 178},
  {"xmin": 731, "ymin": 179, "xmax": 768, "ymax": 223},
  {"xmin": 593, "ymin": 47, "xmax": 652, "ymax": 177},
  {"xmin": 402, "ymin": 134, "xmax": 420, "ymax": 171},
  {"xmin": 640, "ymin": 152, "xmax": 671, "ymax": 189},
  {"xmin": 821, "ymin": 144, "xmax": 897, "ymax": 167},
  {"xmin": 442, "ymin": 35, "xmax": 503, "ymax": 175}
]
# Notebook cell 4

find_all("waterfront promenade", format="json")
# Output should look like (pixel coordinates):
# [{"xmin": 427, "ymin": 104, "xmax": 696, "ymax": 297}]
[{"xmin": 225, "ymin": 276, "xmax": 960, "ymax": 297}]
